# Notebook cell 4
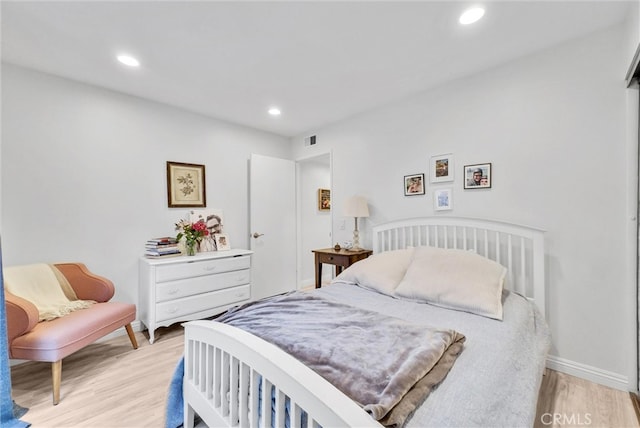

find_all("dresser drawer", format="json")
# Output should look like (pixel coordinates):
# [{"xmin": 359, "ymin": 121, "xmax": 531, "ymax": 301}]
[
  {"xmin": 156, "ymin": 284, "xmax": 250, "ymax": 323},
  {"xmin": 155, "ymin": 256, "xmax": 250, "ymax": 282},
  {"xmin": 156, "ymin": 269, "xmax": 250, "ymax": 302}
]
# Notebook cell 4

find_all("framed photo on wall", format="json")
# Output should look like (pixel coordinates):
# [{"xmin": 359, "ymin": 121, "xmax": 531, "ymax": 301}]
[
  {"xmin": 463, "ymin": 163, "xmax": 492, "ymax": 189},
  {"xmin": 434, "ymin": 188, "xmax": 453, "ymax": 211},
  {"xmin": 430, "ymin": 154, "xmax": 454, "ymax": 183},
  {"xmin": 318, "ymin": 188, "xmax": 331, "ymax": 211},
  {"xmin": 167, "ymin": 161, "xmax": 206, "ymax": 207},
  {"xmin": 404, "ymin": 173, "xmax": 425, "ymax": 196}
]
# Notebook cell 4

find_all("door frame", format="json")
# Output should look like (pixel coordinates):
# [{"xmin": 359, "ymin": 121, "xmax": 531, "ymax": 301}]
[{"xmin": 295, "ymin": 150, "xmax": 333, "ymax": 289}]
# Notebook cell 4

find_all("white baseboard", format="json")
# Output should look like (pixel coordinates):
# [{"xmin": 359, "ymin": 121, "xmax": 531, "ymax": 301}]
[
  {"xmin": 547, "ymin": 355, "xmax": 629, "ymax": 391},
  {"xmin": 9, "ymin": 320, "xmax": 145, "ymax": 367}
]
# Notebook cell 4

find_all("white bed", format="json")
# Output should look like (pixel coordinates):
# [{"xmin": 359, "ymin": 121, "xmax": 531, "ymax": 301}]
[{"xmin": 181, "ymin": 217, "xmax": 550, "ymax": 428}]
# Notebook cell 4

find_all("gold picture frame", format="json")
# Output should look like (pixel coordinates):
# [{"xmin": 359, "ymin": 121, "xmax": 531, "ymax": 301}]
[
  {"xmin": 167, "ymin": 161, "xmax": 206, "ymax": 208},
  {"xmin": 318, "ymin": 188, "xmax": 331, "ymax": 211}
]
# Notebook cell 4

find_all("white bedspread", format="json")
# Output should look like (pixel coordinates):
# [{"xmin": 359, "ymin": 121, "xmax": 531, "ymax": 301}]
[{"xmin": 314, "ymin": 284, "xmax": 550, "ymax": 428}]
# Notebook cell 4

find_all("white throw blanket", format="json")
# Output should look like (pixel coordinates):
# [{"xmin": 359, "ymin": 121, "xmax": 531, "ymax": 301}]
[{"xmin": 4, "ymin": 263, "xmax": 94, "ymax": 321}]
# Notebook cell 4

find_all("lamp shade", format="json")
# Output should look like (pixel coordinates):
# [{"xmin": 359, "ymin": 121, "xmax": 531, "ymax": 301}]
[{"xmin": 343, "ymin": 196, "xmax": 369, "ymax": 218}]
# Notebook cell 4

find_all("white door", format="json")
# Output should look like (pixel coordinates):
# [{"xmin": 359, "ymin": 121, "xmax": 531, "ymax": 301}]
[{"xmin": 249, "ymin": 154, "xmax": 297, "ymax": 300}]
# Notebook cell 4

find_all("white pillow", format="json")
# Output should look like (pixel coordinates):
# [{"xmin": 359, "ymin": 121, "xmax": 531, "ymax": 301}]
[
  {"xmin": 331, "ymin": 248, "xmax": 414, "ymax": 296},
  {"xmin": 394, "ymin": 246, "xmax": 506, "ymax": 320}
]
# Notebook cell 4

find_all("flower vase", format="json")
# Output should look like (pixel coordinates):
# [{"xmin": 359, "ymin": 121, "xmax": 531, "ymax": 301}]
[{"xmin": 185, "ymin": 240, "xmax": 197, "ymax": 256}]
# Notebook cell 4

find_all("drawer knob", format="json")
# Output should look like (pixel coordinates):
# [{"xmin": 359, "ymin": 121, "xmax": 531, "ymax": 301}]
[
  {"xmin": 204, "ymin": 265, "xmax": 217, "ymax": 271},
  {"xmin": 166, "ymin": 307, "xmax": 178, "ymax": 314},
  {"xmin": 168, "ymin": 288, "xmax": 179, "ymax": 295}
]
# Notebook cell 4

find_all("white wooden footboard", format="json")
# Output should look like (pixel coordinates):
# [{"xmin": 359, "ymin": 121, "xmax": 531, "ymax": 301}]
[{"xmin": 183, "ymin": 320, "xmax": 382, "ymax": 428}]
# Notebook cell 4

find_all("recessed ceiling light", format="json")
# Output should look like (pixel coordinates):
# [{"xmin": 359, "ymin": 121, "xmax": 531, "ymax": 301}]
[
  {"xmin": 117, "ymin": 54, "xmax": 140, "ymax": 67},
  {"xmin": 268, "ymin": 107, "xmax": 281, "ymax": 116},
  {"xmin": 459, "ymin": 7, "xmax": 485, "ymax": 25}
]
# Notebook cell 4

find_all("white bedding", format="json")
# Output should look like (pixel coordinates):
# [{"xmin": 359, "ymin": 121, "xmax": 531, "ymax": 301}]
[{"xmin": 314, "ymin": 283, "xmax": 550, "ymax": 427}]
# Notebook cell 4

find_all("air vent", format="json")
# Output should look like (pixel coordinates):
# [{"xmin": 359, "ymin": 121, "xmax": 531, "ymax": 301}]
[{"xmin": 304, "ymin": 135, "xmax": 317, "ymax": 147}]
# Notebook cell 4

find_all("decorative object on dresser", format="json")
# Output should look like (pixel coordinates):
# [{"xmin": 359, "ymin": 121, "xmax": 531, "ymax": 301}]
[
  {"xmin": 343, "ymin": 196, "xmax": 369, "ymax": 250},
  {"xmin": 138, "ymin": 249, "xmax": 252, "ymax": 344},
  {"xmin": 311, "ymin": 247, "xmax": 372, "ymax": 288},
  {"xmin": 190, "ymin": 209, "xmax": 224, "ymax": 252},
  {"xmin": 175, "ymin": 218, "xmax": 209, "ymax": 256},
  {"xmin": 166, "ymin": 161, "xmax": 206, "ymax": 208},
  {"xmin": 464, "ymin": 162, "xmax": 492, "ymax": 189},
  {"xmin": 214, "ymin": 234, "xmax": 231, "ymax": 251},
  {"xmin": 430, "ymin": 154, "xmax": 454, "ymax": 183},
  {"xmin": 145, "ymin": 236, "xmax": 180, "ymax": 258},
  {"xmin": 404, "ymin": 173, "xmax": 425, "ymax": 196}
]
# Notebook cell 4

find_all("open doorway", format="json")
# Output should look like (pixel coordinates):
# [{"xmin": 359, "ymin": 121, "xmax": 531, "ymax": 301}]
[{"xmin": 296, "ymin": 152, "xmax": 332, "ymax": 289}]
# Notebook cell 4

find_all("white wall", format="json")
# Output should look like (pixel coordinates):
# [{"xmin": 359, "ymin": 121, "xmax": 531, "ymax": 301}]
[
  {"xmin": 1, "ymin": 64, "xmax": 291, "ymax": 306},
  {"xmin": 293, "ymin": 24, "xmax": 634, "ymax": 389},
  {"xmin": 297, "ymin": 156, "xmax": 331, "ymax": 287},
  {"xmin": 627, "ymin": 1, "xmax": 640, "ymax": 70}
]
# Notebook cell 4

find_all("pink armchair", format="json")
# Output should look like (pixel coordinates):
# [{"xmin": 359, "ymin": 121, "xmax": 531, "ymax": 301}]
[{"xmin": 5, "ymin": 262, "xmax": 138, "ymax": 404}]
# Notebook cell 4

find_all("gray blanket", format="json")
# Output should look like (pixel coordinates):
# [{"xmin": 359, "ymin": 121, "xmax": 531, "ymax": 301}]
[
  {"xmin": 216, "ymin": 292, "xmax": 465, "ymax": 427},
  {"xmin": 316, "ymin": 284, "xmax": 551, "ymax": 427}
]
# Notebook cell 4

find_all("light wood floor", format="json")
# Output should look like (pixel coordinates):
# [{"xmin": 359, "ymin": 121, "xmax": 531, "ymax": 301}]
[{"xmin": 10, "ymin": 325, "xmax": 640, "ymax": 428}]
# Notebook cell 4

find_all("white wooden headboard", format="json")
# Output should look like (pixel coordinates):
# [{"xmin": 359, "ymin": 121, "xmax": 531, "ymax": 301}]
[{"xmin": 372, "ymin": 217, "xmax": 546, "ymax": 317}]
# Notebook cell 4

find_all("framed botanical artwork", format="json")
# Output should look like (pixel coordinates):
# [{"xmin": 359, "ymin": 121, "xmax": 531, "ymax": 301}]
[
  {"xmin": 167, "ymin": 161, "xmax": 206, "ymax": 207},
  {"xmin": 464, "ymin": 163, "xmax": 492, "ymax": 189},
  {"xmin": 404, "ymin": 173, "xmax": 425, "ymax": 196},
  {"xmin": 434, "ymin": 188, "xmax": 453, "ymax": 211},
  {"xmin": 318, "ymin": 188, "xmax": 331, "ymax": 211},
  {"xmin": 430, "ymin": 154, "xmax": 454, "ymax": 183},
  {"xmin": 214, "ymin": 234, "xmax": 231, "ymax": 251}
]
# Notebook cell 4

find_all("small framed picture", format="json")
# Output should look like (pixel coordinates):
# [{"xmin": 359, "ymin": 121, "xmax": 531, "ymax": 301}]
[
  {"xmin": 464, "ymin": 163, "xmax": 492, "ymax": 189},
  {"xmin": 430, "ymin": 154, "xmax": 454, "ymax": 183},
  {"xmin": 404, "ymin": 173, "xmax": 425, "ymax": 196},
  {"xmin": 434, "ymin": 188, "xmax": 453, "ymax": 211},
  {"xmin": 167, "ymin": 161, "xmax": 206, "ymax": 207},
  {"xmin": 190, "ymin": 209, "xmax": 224, "ymax": 252},
  {"xmin": 318, "ymin": 188, "xmax": 331, "ymax": 211},
  {"xmin": 214, "ymin": 234, "xmax": 231, "ymax": 251}
]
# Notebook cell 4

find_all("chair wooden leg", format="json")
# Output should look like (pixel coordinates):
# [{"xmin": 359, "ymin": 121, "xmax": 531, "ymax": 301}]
[
  {"xmin": 125, "ymin": 323, "xmax": 139, "ymax": 349},
  {"xmin": 52, "ymin": 360, "xmax": 62, "ymax": 405}
]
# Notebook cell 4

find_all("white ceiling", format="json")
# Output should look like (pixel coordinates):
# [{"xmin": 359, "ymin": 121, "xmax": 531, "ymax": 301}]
[{"xmin": 1, "ymin": 1, "xmax": 633, "ymax": 137}]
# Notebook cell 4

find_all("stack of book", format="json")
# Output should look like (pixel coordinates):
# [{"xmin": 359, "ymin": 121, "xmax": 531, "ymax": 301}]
[{"xmin": 145, "ymin": 237, "xmax": 181, "ymax": 258}]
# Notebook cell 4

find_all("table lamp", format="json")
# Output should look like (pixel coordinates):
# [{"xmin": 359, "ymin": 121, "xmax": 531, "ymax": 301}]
[{"xmin": 343, "ymin": 196, "xmax": 369, "ymax": 250}]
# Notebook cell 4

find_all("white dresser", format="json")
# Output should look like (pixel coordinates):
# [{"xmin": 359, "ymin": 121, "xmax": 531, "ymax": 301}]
[{"xmin": 138, "ymin": 249, "xmax": 252, "ymax": 343}]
